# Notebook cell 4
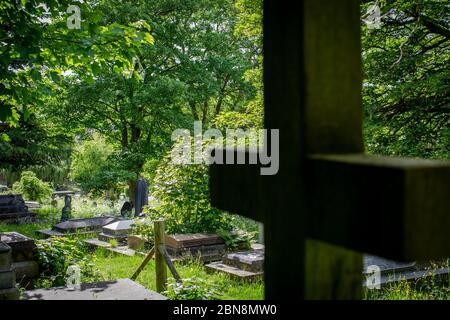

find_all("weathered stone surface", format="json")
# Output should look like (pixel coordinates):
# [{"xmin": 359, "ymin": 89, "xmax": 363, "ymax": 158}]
[
  {"xmin": 166, "ymin": 233, "xmax": 224, "ymax": 249},
  {"xmin": 128, "ymin": 235, "xmax": 145, "ymax": 251},
  {"xmin": 0, "ymin": 243, "xmax": 12, "ymax": 271},
  {"xmin": 223, "ymin": 251, "xmax": 264, "ymax": 273},
  {"xmin": 84, "ymin": 239, "xmax": 136, "ymax": 256},
  {"xmin": 37, "ymin": 217, "xmax": 120, "ymax": 238},
  {"xmin": 1, "ymin": 232, "xmax": 37, "ymax": 262},
  {"xmin": 0, "ymin": 269, "xmax": 15, "ymax": 290},
  {"xmin": 102, "ymin": 220, "xmax": 134, "ymax": 236},
  {"xmin": 53, "ymin": 216, "xmax": 119, "ymax": 233},
  {"xmin": 22, "ymin": 279, "xmax": 166, "ymax": 300},
  {"xmin": 13, "ymin": 261, "xmax": 39, "ymax": 284},
  {"xmin": 205, "ymin": 262, "xmax": 263, "ymax": 282},
  {"xmin": 0, "ymin": 194, "xmax": 36, "ymax": 222},
  {"xmin": 0, "ymin": 287, "xmax": 20, "ymax": 300},
  {"xmin": 167, "ymin": 244, "xmax": 226, "ymax": 263}
]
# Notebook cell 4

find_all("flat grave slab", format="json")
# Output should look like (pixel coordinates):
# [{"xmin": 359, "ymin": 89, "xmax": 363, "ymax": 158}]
[
  {"xmin": 223, "ymin": 250, "xmax": 264, "ymax": 272},
  {"xmin": 37, "ymin": 216, "xmax": 120, "ymax": 238},
  {"xmin": 84, "ymin": 239, "xmax": 136, "ymax": 256},
  {"xmin": 22, "ymin": 278, "xmax": 167, "ymax": 300},
  {"xmin": 205, "ymin": 262, "xmax": 263, "ymax": 282},
  {"xmin": 166, "ymin": 233, "xmax": 224, "ymax": 248}
]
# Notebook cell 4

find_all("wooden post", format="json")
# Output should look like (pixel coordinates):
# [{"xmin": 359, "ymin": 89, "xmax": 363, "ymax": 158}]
[
  {"xmin": 130, "ymin": 246, "xmax": 155, "ymax": 281},
  {"xmin": 154, "ymin": 219, "xmax": 167, "ymax": 293}
]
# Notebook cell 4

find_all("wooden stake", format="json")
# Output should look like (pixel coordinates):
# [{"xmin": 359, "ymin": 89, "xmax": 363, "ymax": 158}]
[
  {"xmin": 154, "ymin": 219, "xmax": 167, "ymax": 293},
  {"xmin": 130, "ymin": 246, "xmax": 155, "ymax": 281}
]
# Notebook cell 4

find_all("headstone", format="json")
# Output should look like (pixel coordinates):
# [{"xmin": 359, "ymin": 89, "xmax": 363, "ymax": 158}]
[
  {"xmin": 61, "ymin": 194, "xmax": 72, "ymax": 221},
  {"xmin": 134, "ymin": 177, "xmax": 148, "ymax": 217},
  {"xmin": 0, "ymin": 194, "xmax": 36, "ymax": 222},
  {"xmin": 36, "ymin": 216, "xmax": 119, "ymax": 238},
  {"xmin": 165, "ymin": 233, "xmax": 225, "ymax": 262},
  {"xmin": 0, "ymin": 242, "xmax": 20, "ymax": 300},
  {"xmin": 127, "ymin": 235, "xmax": 145, "ymax": 251},
  {"xmin": 0, "ymin": 232, "xmax": 39, "ymax": 288},
  {"xmin": 120, "ymin": 201, "xmax": 133, "ymax": 218},
  {"xmin": 98, "ymin": 220, "xmax": 134, "ymax": 244}
]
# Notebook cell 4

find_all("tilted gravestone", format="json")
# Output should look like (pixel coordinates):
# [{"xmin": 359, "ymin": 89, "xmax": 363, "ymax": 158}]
[
  {"xmin": 209, "ymin": 0, "xmax": 450, "ymax": 299},
  {"xmin": 134, "ymin": 177, "xmax": 148, "ymax": 217}
]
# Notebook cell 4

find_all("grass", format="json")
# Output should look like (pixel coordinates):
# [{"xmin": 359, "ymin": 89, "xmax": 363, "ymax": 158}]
[{"xmin": 91, "ymin": 248, "xmax": 264, "ymax": 300}]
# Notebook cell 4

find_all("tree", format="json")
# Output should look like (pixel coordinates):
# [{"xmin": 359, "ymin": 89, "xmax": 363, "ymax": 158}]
[
  {"xmin": 361, "ymin": 0, "xmax": 449, "ymax": 159},
  {"xmin": 0, "ymin": 0, "xmax": 153, "ymax": 127},
  {"xmin": 47, "ymin": 0, "xmax": 259, "ymax": 201}
]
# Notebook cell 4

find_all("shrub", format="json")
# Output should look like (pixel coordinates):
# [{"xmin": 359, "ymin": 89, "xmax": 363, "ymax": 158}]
[
  {"xmin": 148, "ymin": 151, "xmax": 231, "ymax": 235},
  {"xmin": 164, "ymin": 276, "xmax": 221, "ymax": 300},
  {"xmin": 35, "ymin": 237, "xmax": 103, "ymax": 288},
  {"xmin": 12, "ymin": 171, "xmax": 52, "ymax": 202}
]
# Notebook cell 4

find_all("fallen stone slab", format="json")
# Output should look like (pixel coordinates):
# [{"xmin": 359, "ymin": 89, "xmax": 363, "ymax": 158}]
[
  {"xmin": 22, "ymin": 278, "xmax": 167, "ymax": 300},
  {"xmin": 205, "ymin": 261, "xmax": 263, "ymax": 282}
]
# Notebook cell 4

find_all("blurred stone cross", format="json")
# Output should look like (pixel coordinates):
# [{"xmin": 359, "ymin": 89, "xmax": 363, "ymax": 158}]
[
  {"xmin": 134, "ymin": 177, "xmax": 148, "ymax": 217},
  {"xmin": 210, "ymin": 0, "xmax": 450, "ymax": 299}
]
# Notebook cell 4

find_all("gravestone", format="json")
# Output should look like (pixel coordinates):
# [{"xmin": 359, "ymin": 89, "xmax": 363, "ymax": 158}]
[
  {"xmin": 0, "ymin": 242, "xmax": 19, "ymax": 300},
  {"xmin": 0, "ymin": 194, "xmax": 36, "ymax": 222},
  {"xmin": 120, "ymin": 201, "xmax": 133, "ymax": 217},
  {"xmin": 206, "ymin": 249, "xmax": 264, "ymax": 282},
  {"xmin": 0, "ymin": 232, "xmax": 39, "ymax": 288},
  {"xmin": 60, "ymin": 194, "xmax": 72, "ymax": 221},
  {"xmin": 98, "ymin": 219, "xmax": 134, "ymax": 244},
  {"xmin": 36, "ymin": 216, "xmax": 119, "ymax": 238},
  {"xmin": 134, "ymin": 177, "xmax": 148, "ymax": 217},
  {"xmin": 209, "ymin": 0, "xmax": 450, "ymax": 299},
  {"xmin": 165, "ymin": 233, "xmax": 225, "ymax": 262}
]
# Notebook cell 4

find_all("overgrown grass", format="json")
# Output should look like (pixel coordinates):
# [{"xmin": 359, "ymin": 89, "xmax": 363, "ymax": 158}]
[{"xmin": 91, "ymin": 248, "xmax": 264, "ymax": 300}]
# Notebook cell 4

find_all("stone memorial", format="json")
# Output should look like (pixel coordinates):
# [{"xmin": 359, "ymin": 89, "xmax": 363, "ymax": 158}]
[
  {"xmin": 0, "ymin": 242, "xmax": 19, "ymax": 300},
  {"xmin": 0, "ymin": 232, "xmax": 39, "ymax": 288},
  {"xmin": 36, "ymin": 216, "xmax": 119, "ymax": 238},
  {"xmin": 60, "ymin": 194, "xmax": 72, "ymax": 221},
  {"xmin": 206, "ymin": 248, "xmax": 264, "ymax": 281},
  {"xmin": 134, "ymin": 177, "xmax": 148, "ymax": 217},
  {"xmin": 98, "ymin": 219, "xmax": 134, "ymax": 245},
  {"xmin": 120, "ymin": 201, "xmax": 133, "ymax": 217},
  {"xmin": 0, "ymin": 194, "xmax": 36, "ymax": 222},
  {"xmin": 165, "ymin": 233, "xmax": 225, "ymax": 262}
]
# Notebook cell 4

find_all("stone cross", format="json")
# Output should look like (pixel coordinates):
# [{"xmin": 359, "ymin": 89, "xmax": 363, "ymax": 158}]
[{"xmin": 210, "ymin": 0, "xmax": 450, "ymax": 299}]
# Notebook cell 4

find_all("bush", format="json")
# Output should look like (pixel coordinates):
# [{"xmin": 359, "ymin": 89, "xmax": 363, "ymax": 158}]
[
  {"xmin": 12, "ymin": 171, "xmax": 52, "ymax": 202},
  {"xmin": 148, "ymin": 151, "xmax": 231, "ymax": 235},
  {"xmin": 164, "ymin": 276, "xmax": 221, "ymax": 300},
  {"xmin": 35, "ymin": 237, "xmax": 103, "ymax": 288}
]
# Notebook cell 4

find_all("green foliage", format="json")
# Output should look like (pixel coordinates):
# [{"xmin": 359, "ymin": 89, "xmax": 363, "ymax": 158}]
[
  {"xmin": 218, "ymin": 228, "xmax": 256, "ymax": 251},
  {"xmin": 131, "ymin": 218, "xmax": 154, "ymax": 243},
  {"xmin": 148, "ymin": 151, "xmax": 231, "ymax": 234},
  {"xmin": 35, "ymin": 237, "xmax": 103, "ymax": 288},
  {"xmin": 70, "ymin": 134, "xmax": 131, "ymax": 195},
  {"xmin": 164, "ymin": 276, "xmax": 221, "ymax": 300},
  {"xmin": 12, "ymin": 171, "xmax": 52, "ymax": 202},
  {"xmin": 0, "ymin": 0, "xmax": 153, "ymax": 128},
  {"xmin": 361, "ymin": 0, "xmax": 449, "ymax": 159}
]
